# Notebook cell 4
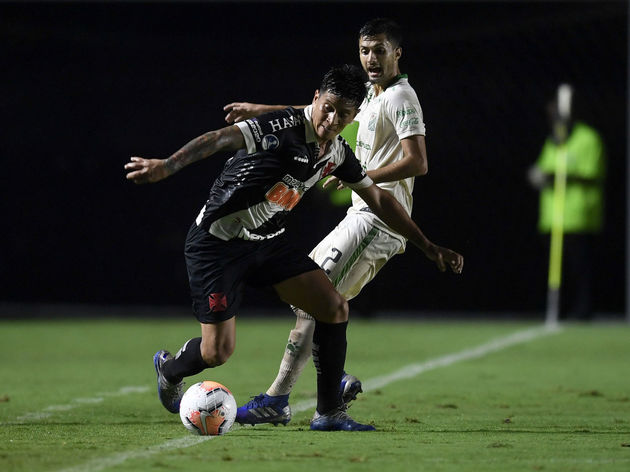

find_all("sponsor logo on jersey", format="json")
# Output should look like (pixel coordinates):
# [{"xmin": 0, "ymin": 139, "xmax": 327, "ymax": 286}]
[
  {"xmin": 281, "ymin": 174, "xmax": 306, "ymax": 192},
  {"xmin": 356, "ymin": 140, "xmax": 372, "ymax": 151},
  {"xmin": 241, "ymin": 227, "xmax": 286, "ymax": 240},
  {"xmin": 247, "ymin": 119, "xmax": 263, "ymax": 142},
  {"xmin": 396, "ymin": 107, "xmax": 418, "ymax": 118},
  {"xmin": 265, "ymin": 181, "xmax": 303, "ymax": 210},
  {"xmin": 400, "ymin": 117, "xmax": 420, "ymax": 128},
  {"xmin": 293, "ymin": 155, "xmax": 308, "ymax": 163},
  {"xmin": 262, "ymin": 134, "xmax": 279, "ymax": 150},
  {"xmin": 268, "ymin": 114, "xmax": 304, "ymax": 132}
]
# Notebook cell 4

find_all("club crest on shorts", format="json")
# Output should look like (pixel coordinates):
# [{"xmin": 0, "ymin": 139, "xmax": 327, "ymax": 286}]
[{"xmin": 208, "ymin": 293, "xmax": 228, "ymax": 312}]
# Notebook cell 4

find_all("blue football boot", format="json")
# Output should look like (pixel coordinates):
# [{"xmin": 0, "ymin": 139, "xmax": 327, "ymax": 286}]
[
  {"xmin": 341, "ymin": 372, "xmax": 363, "ymax": 405},
  {"xmin": 310, "ymin": 407, "xmax": 375, "ymax": 431},
  {"xmin": 236, "ymin": 393, "xmax": 291, "ymax": 426},
  {"xmin": 153, "ymin": 350, "xmax": 184, "ymax": 414}
]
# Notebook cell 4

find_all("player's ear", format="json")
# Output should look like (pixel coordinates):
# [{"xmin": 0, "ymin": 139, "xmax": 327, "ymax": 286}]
[
  {"xmin": 395, "ymin": 46, "xmax": 402, "ymax": 61},
  {"xmin": 312, "ymin": 89, "xmax": 320, "ymax": 104}
]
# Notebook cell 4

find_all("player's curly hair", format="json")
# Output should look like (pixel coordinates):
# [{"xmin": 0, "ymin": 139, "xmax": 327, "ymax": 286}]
[
  {"xmin": 359, "ymin": 18, "xmax": 403, "ymax": 48},
  {"xmin": 319, "ymin": 64, "xmax": 367, "ymax": 110}
]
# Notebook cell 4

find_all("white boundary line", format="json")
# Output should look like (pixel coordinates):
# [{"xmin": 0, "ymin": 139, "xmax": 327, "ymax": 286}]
[
  {"xmin": 56, "ymin": 324, "xmax": 561, "ymax": 472},
  {"xmin": 291, "ymin": 324, "xmax": 561, "ymax": 412},
  {"xmin": 57, "ymin": 437, "xmax": 210, "ymax": 472},
  {"xmin": 12, "ymin": 386, "xmax": 149, "ymax": 423}
]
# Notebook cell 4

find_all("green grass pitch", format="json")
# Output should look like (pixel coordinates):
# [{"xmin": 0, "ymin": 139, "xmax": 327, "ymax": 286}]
[{"xmin": 1, "ymin": 317, "xmax": 629, "ymax": 471}]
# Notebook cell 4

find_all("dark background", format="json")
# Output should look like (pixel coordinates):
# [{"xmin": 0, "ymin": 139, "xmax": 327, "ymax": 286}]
[{"xmin": 1, "ymin": 1, "xmax": 627, "ymax": 318}]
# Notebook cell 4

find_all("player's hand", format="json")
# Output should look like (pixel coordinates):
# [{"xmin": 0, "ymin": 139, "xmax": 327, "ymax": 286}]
[
  {"xmin": 223, "ymin": 102, "xmax": 262, "ymax": 123},
  {"xmin": 124, "ymin": 157, "xmax": 170, "ymax": 184},
  {"xmin": 425, "ymin": 244, "xmax": 464, "ymax": 274},
  {"xmin": 322, "ymin": 175, "xmax": 347, "ymax": 190}
]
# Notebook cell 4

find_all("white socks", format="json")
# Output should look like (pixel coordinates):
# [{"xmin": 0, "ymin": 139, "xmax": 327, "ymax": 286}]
[{"xmin": 266, "ymin": 309, "xmax": 315, "ymax": 396}]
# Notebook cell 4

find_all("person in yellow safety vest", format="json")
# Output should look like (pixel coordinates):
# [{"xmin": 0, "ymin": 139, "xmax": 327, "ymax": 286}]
[{"xmin": 527, "ymin": 96, "xmax": 606, "ymax": 320}]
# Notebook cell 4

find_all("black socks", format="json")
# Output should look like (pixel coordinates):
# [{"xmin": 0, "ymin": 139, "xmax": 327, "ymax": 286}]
[
  {"xmin": 312, "ymin": 320, "xmax": 348, "ymax": 414},
  {"xmin": 163, "ymin": 337, "xmax": 208, "ymax": 383}
]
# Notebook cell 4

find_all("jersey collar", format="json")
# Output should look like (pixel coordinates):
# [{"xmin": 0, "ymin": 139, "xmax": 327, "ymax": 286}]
[
  {"xmin": 366, "ymin": 74, "xmax": 408, "ymax": 102},
  {"xmin": 383, "ymin": 73, "xmax": 408, "ymax": 91},
  {"xmin": 303, "ymin": 105, "xmax": 318, "ymax": 144}
]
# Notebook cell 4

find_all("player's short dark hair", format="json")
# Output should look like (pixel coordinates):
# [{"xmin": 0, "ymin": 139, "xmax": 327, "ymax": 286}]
[
  {"xmin": 319, "ymin": 64, "xmax": 367, "ymax": 109},
  {"xmin": 359, "ymin": 18, "xmax": 403, "ymax": 48}
]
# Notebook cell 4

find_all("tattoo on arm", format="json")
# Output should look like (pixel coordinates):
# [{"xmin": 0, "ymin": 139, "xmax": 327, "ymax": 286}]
[{"xmin": 164, "ymin": 132, "xmax": 215, "ymax": 174}]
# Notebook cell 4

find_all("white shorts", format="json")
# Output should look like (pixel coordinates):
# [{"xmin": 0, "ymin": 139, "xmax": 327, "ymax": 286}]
[{"xmin": 309, "ymin": 210, "xmax": 405, "ymax": 301}]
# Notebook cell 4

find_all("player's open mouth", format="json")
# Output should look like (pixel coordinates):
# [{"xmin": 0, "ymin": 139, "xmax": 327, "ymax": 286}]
[{"xmin": 367, "ymin": 66, "xmax": 382, "ymax": 76}]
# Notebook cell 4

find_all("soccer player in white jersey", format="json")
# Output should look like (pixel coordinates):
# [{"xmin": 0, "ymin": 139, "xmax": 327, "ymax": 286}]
[{"xmin": 223, "ymin": 18, "xmax": 455, "ymax": 427}]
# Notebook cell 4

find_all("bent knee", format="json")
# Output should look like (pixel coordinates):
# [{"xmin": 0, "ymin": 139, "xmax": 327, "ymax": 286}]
[
  {"xmin": 319, "ymin": 292, "xmax": 348, "ymax": 324},
  {"xmin": 200, "ymin": 341, "xmax": 235, "ymax": 367}
]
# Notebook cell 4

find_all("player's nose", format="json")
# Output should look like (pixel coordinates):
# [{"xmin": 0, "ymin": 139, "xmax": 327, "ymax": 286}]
[{"xmin": 329, "ymin": 112, "xmax": 340, "ymax": 127}]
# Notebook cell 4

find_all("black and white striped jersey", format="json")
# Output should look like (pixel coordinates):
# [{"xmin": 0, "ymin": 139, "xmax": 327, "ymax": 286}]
[{"xmin": 195, "ymin": 105, "xmax": 372, "ymax": 241}]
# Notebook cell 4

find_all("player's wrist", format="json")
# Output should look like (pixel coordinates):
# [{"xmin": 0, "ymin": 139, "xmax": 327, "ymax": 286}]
[{"xmin": 164, "ymin": 156, "xmax": 182, "ymax": 176}]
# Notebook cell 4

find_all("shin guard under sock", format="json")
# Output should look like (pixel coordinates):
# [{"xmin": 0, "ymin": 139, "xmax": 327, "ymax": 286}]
[
  {"xmin": 267, "ymin": 316, "xmax": 316, "ymax": 396},
  {"xmin": 163, "ymin": 337, "xmax": 208, "ymax": 383},
  {"xmin": 312, "ymin": 320, "xmax": 347, "ymax": 414}
]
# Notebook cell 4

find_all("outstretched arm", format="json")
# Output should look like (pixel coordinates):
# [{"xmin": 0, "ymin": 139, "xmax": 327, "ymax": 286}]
[
  {"xmin": 124, "ymin": 125, "xmax": 244, "ymax": 184},
  {"xmin": 323, "ymin": 135, "xmax": 428, "ymax": 190},
  {"xmin": 224, "ymin": 102, "xmax": 306, "ymax": 123},
  {"xmin": 354, "ymin": 184, "xmax": 464, "ymax": 274}
]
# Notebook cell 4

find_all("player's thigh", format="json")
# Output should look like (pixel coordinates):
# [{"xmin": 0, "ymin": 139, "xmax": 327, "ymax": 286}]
[
  {"xmin": 185, "ymin": 223, "xmax": 249, "ymax": 323},
  {"xmin": 273, "ymin": 269, "xmax": 347, "ymax": 323},
  {"xmin": 310, "ymin": 213, "xmax": 404, "ymax": 300}
]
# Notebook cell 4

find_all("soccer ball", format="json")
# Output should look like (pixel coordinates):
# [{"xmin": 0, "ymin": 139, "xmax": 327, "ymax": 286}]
[{"xmin": 179, "ymin": 381, "xmax": 237, "ymax": 436}]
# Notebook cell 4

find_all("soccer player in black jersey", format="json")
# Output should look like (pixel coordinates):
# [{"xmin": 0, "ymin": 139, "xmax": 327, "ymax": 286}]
[{"xmin": 125, "ymin": 65, "xmax": 463, "ymax": 431}]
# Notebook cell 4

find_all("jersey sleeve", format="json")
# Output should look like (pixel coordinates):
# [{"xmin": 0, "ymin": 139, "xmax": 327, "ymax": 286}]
[
  {"xmin": 385, "ymin": 88, "xmax": 426, "ymax": 139},
  {"xmin": 332, "ymin": 139, "xmax": 373, "ymax": 190},
  {"xmin": 235, "ymin": 108, "xmax": 304, "ymax": 155}
]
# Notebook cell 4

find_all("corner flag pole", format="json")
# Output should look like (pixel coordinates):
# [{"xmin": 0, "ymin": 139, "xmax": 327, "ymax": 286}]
[
  {"xmin": 546, "ymin": 84, "xmax": 572, "ymax": 326},
  {"xmin": 627, "ymin": 4, "xmax": 630, "ymax": 324}
]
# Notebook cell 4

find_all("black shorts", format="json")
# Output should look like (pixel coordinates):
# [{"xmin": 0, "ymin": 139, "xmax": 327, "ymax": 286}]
[{"xmin": 184, "ymin": 223, "xmax": 320, "ymax": 323}]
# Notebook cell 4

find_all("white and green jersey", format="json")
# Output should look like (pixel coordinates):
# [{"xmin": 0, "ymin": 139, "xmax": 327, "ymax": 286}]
[{"xmin": 348, "ymin": 75, "xmax": 425, "ymax": 236}]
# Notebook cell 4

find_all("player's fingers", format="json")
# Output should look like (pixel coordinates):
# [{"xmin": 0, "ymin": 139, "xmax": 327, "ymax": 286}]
[
  {"xmin": 223, "ymin": 103, "xmax": 236, "ymax": 111},
  {"xmin": 125, "ymin": 157, "xmax": 145, "ymax": 168},
  {"xmin": 124, "ymin": 160, "xmax": 146, "ymax": 171},
  {"xmin": 452, "ymin": 255, "xmax": 464, "ymax": 274},
  {"xmin": 225, "ymin": 112, "xmax": 244, "ymax": 123},
  {"xmin": 322, "ymin": 176, "xmax": 337, "ymax": 189},
  {"xmin": 125, "ymin": 170, "xmax": 144, "ymax": 182}
]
